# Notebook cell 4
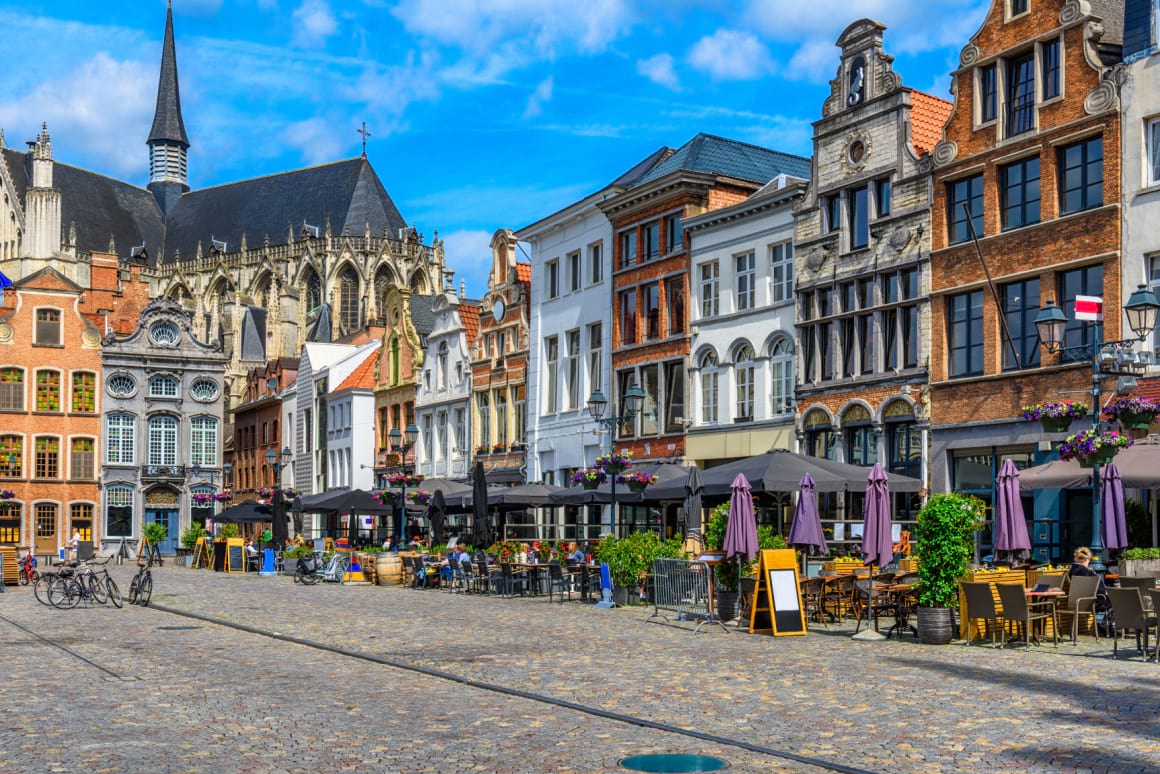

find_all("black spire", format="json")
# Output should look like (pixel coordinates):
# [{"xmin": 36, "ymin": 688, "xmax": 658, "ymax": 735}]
[{"xmin": 147, "ymin": 1, "xmax": 190, "ymax": 149}]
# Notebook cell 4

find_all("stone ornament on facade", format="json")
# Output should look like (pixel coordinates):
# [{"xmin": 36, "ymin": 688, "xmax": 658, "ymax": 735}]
[
  {"xmin": 1059, "ymin": 0, "xmax": 1091, "ymax": 26},
  {"xmin": 842, "ymin": 129, "xmax": 873, "ymax": 175},
  {"xmin": 0, "ymin": 322, "xmax": 12, "ymax": 342},
  {"xmin": 959, "ymin": 44, "xmax": 979, "ymax": 67},
  {"xmin": 1083, "ymin": 81, "xmax": 1118, "ymax": 115},
  {"xmin": 932, "ymin": 140, "xmax": 958, "ymax": 168},
  {"xmin": 888, "ymin": 225, "xmax": 912, "ymax": 252}
]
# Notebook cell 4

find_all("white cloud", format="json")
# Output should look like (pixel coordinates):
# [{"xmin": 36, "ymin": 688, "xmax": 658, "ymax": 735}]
[
  {"xmin": 523, "ymin": 76, "xmax": 554, "ymax": 119},
  {"xmin": 279, "ymin": 117, "xmax": 346, "ymax": 165},
  {"xmin": 688, "ymin": 29, "xmax": 774, "ymax": 81},
  {"xmin": 439, "ymin": 229, "xmax": 495, "ymax": 298},
  {"xmin": 0, "ymin": 52, "xmax": 154, "ymax": 178},
  {"xmin": 291, "ymin": 0, "xmax": 339, "ymax": 48},
  {"xmin": 637, "ymin": 53, "xmax": 679, "ymax": 91}
]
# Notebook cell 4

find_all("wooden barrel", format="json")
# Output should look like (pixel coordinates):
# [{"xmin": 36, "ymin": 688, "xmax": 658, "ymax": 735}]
[{"xmin": 376, "ymin": 554, "xmax": 403, "ymax": 586}]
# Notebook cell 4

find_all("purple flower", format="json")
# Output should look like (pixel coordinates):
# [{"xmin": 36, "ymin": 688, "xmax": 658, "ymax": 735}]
[{"xmin": 1021, "ymin": 401, "xmax": 1089, "ymax": 422}]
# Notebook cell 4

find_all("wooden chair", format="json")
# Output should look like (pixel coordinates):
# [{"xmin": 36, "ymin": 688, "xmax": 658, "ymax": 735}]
[
  {"xmin": 961, "ymin": 581, "xmax": 1003, "ymax": 647},
  {"xmin": 1057, "ymin": 575, "xmax": 1100, "ymax": 643},
  {"xmin": 1107, "ymin": 587, "xmax": 1158, "ymax": 661},
  {"xmin": 996, "ymin": 582, "xmax": 1057, "ymax": 650}
]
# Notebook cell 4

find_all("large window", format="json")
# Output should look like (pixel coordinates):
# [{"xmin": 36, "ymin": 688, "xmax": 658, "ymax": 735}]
[
  {"xmin": 70, "ymin": 503, "xmax": 94, "ymax": 541},
  {"xmin": 875, "ymin": 178, "xmax": 892, "ymax": 218},
  {"xmin": 589, "ymin": 242, "xmax": 603, "ymax": 284},
  {"xmin": 665, "ymin": 278, "xmax": 685, "ymax": 337},
  {"xmin": 617, "ymin": 371, "xmax": 637, "ymax": 439},
  {"xmin": 1059, "ymin": 264, "xmax": 1104, "ymax": 353},
  {"xmin": 664, "ymin": 361, "xmax": 684, "ymax": 433},
  {"xmin": 148, "ymin": 415, "xmax": 178, "ymax": 466},
  {"xmin": 70, "ymin": 438, "xmax": 95, "ymax": 480},
  {"xmin": 849, "ymin": 185, "xmax": 869, "ymax": 250},
  {"xmin": 71, "ymin": 372, "xmax": 96, "ymax": 413},
  {"xmin": 35, "ymin": 370, "xmax": 61, "ymax": 412},
  {"xmin": 190, "ymin": 417, "xmax": 218, "ymax": 467},
  {"xmin": 666, "ymin": 215, "xmax": 683, "ymax": 253},
  {"xmin": 106, "ymin": 414, "xmax": 135, "ymax": 464},
  {"xmin": 565, "ymin": 330, "xmax": 580, "ymax": 411},
  {"xmin": 338, "ymin": 265, "xmax": 359, "ymax": 333},
  {"xmin": 734, "ymin": 345, "xmax": 754, "ymax": 422},
  {"xmin": 0, "ymin": 435, "xmax": 22, "ymax": 477},
  {"xmin": 639, "ymin": 364, "xmax": 659, "ymax": 436},
  {"xmin": 437, "ymin": 341, "xmax": 449, "ymax": 389},
  {"xmin": 700, "ymin": 261, "xmax": 719, "ymax": 318},
  {"xmin": 1041, "ymin": 38, "xmax": 1060, "ymax": 100},
  {"xmin": 979, "ymin": 63, "xmax": 997, "ymax": 123},
  {"xmin": 770, "ymin": 242, "xmax": 793, "ymax": 303},
  {"xmin": 736, "ymin": 252, "xmax": 756, "ymax": 311},
  {"xmin": 823, "ymin": 195, "xmax": 840, "ymax": 233},
  {"xmin": 546, "ymin": 260, "xmax": 559, "ymax": 299},
  {"xmin": 1058, "ymin": 136, "xmax": 1103, "ymax": 214},
  {"xmin": 947, "ymin": 174, "xmax": 984, "ymax": 244},
  {"xmin": 619, "ymin": 230, "xmax": 637, "ymax": 268},
  {"xmin": 567, "ymin": 251, "xmax": 581, "ymax": 293},
  {"xmin": 619, "ymin": 291, "xmax": 636, "ymax": 346},
  {"xmin": 105, "ymin": 485, "xmax": 134, "ymax": 538},
  {"xmin": 1000, "ymin": 156, "xmax": 1040, "ymax": 230},
  {"xmin": 149, "ymin": 375, "xmax": 179, "ymax": 398},
  {"xmin": 700, "ymin": 351, "xmax": 719, "ymax": 424},
  {"xmin": 770, "ymin": 338, "xmax": 793, "ymax": 415},
  {"xmin": 1005, "ymin": 52, "xmax": 1035, "ymax": 137},
  {"xmin": 644, "ymin": 283, "xmax": 660, "ymax": 340},
  {"xmin": 0, "ymin": 367, "xmax": 24, "ymax": 411},
  {"xmin": 1001, "ymin": 278, "xmax": 1041, "ymax": 371},
  {"xmin": 643, "ymin": 221, "xmax": 660, "ymax": 261},
  {"xmin": 587, "ymin": 322, "xmax": 603, "ymax": 395},
  {"xmin": 34, "ymin": 436, "xmax": 59, "ymax": 479},
  {"xmin": 545, "ymin": 336, "xmax": 559, "ymax": 413},
  {"xmin": 948, "ymin": 290, "xmax": 984, "ymax": 377},
  {"xmin": 34, "ymin": 308, "xmax": 61, "ymax": 346},
  {"xmin": 496, "ymin": 390, "xmax": 508, "ymax": 447},
  {"xmin": 476, "ymin": 392, "xmax": 490, "ymax": 448},
  {"xmin": 1149, "ymin": 118, "xmax": 1160, "ymax": 188}
]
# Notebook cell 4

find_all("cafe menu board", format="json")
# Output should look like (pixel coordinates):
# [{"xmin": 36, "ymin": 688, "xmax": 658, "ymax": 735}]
[
  {"xmin": 748, "ymin": 548, "xmax": 807, "ymax": 636},
  {"xmin": 226, "ymin": 538, "xmax": 245, "ymax": 573}
]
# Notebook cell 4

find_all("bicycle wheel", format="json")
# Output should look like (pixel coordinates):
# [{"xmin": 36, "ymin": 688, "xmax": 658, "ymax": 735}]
[
  {"xmin": 138, "ymin": 574, "xmax": 153, "ymax": 606},
  {"xmin": 33, "ymin": 574, "xmax": 55, "ymax": 606},
  {"xmin": 18, "ymin": 568, "xmax": 29, "ymax": 586},
  {"xmin": 128, "ymin": 574, "xmax": 140, "ymax": 605},
  {"xmin": 49, "ymin": 577, "xmax": 82, "ymax": 609},
  {"xmin": 89, "ymin": 574, "xmax": 108, "ymax": 605},
  {"xmin": 106, "ymin": 577, "xmax": 123, "ymax": 608},
  {"xmin": 297, "ymin": 565, "xmax": 319, "ymax": 585}
]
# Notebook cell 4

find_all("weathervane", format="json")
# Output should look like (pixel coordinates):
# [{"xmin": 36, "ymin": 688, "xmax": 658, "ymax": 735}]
[{"xmin": 357, "ymin": 121, "xmax": 372, "ymax": 158}]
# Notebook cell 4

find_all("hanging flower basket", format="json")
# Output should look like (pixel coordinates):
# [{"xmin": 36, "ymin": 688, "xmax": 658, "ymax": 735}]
[
  {"xmin": 1021, "ymin": 401, "xmax": 1088, "ymax": 433},
  {"xmin": 1102, "ymin": 397, "xmax": 1160, "ymax": 431},
  {"xmin": 596, "ymin": 451, "xmax": 633, "ymax": 475},
  {"xmin": 0, "ymin": 488, "xmax": 15, "ymax": 500},
  {"xmin": 572, "ymin": 468, "xmax": 606, "ymax": 490},
  {"xmin": 1059, "ymin": 428, "xmax": 1132, "ymax": 467},
  {"xmin": 386, "ymin": 473, "xmax": 423, "ymax": 487},
  {"xmin": 407, "ymin": 489, "xmax": 432, "ymax": 505},
  {"xmin": 618, "ymin": 471, "xmax": 658, "ymax": 494}
]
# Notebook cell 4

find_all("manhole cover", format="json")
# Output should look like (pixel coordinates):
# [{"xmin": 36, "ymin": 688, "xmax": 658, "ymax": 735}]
[{"xmin": 619, "ymin": 754, "xmax": 729, "ymax": 772}]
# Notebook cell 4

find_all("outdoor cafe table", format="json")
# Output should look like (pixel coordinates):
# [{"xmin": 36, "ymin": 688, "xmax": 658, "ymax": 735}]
[{"xmin": 508, "ymin": 563, "xmax": 599, "ymax": 601}]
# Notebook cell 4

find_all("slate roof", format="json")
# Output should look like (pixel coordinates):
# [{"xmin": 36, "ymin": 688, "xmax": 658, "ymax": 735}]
[
  {"xmin": 633, "ymin": 133, "xmax": 811, "ymax": 188},
  {"xmin": 163, "ymin": 157, "xmax": 406, "ymax": 262},
  {"xmin": 909, "ymin": 91, "xmax": 953, "ymax": 157},
  {"xmin": 1089, "ymin": 0, "xmax": 1125, "ymax": 46},
  {"xmin": 333, "ymin": 349, "xmax": 377, "ymax": 392},
  {"xmin": 147, "ymin": 3, "xmax": 190, "ymax": 147},
  {"xmin": 2, "ymin": 148, "xmax": 165, "ymax": 260},
  {"xmin": 239, "ymin": 307, "xmax": 267, "ymax": 361},
  {"xmin": 459, "ymin": 301, "xmax": 480, "ymax": 346},
  {"xmin": 409, "ymin": 294, "xmax": 439, "ymax": 337},
  {"xmin": 610, "ymin": 146, "xmax": 673, "ymax": 188}
]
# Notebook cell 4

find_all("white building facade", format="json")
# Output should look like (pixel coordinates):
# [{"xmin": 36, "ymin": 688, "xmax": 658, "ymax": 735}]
[
  {"xmin": 414, "ymin": 289, "xmax": 477, "ymax": 480},
  {"xmin": 685, "ymin": 178, "xmax": 805, "ymax": 466},
  {"xmin": 326, "ymin": 349, "xmax": 379, "ymax": 491}
]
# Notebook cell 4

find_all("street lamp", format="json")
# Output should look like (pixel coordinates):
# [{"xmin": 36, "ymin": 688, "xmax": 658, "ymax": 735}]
[
  {"xmin": 264, "ymin": 446, "xmax": 293, "ymax": 548},
  {"xmin": 586, "ymin": 384, "xmax": 645, "ymax": 537},
  {"xmin": 1034, "ymin": 285, "xmax": 1160, "ymax": 559},
  {"xmin": 389, "ymin": 423, "xmax": 420, "ymax": 544}
]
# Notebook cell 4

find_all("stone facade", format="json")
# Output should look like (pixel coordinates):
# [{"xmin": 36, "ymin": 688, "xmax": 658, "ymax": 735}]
[{"xmin": 100, "ymin": 298, "xmax": 229, "ymax": 555}]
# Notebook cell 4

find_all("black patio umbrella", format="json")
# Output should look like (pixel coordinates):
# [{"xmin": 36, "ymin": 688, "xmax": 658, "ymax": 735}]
[
  {"xmin": 271, "ymin": 492, "xmax": 289, "ymax": 548},
  {"xmin": 487, "ymin": 482, "xmax": 564, "ymax": 508},
  {"xmin": 471, "ymin": 460, "xmax": 491, "ymax": 548},
  {"xmin": 296, "ymin": 488, "xmax": 392, "ymax": 515},
  {"xmin": 426, "ymin": 489, "xmax": 447, "ymax": 545},
  {"xmin": 683, "ymin": 466, "xmax": 704, "ymax": 537},
  {"xmin": 214, "ymin": 499, "xmax": 275, "ymax": 524}
]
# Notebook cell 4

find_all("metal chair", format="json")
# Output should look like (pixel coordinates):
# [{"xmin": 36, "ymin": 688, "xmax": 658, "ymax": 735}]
[
  {"xmin": 546, "ymin": 561, "xmax": 573, "ymax": 603},
  {"xmin": 961, "ymin": 581, "xmax": 1003, "ymax": 647},
  {"xmin": 1107, "ymin": 587, "xmax": 1158, "ymax": 661},
  {"xmin": 1057, "ymin": 574, "xmax": 1100, "ymax": 643},
  {"xmin": 497, "ymin": 563, "xmax": 528, "ymax": 598},
  {"xmin": 1035, "ymin": 573, "xmax": 1066, "ymax": 589},
  {"xmin": 459, "ymin": 558, "xmax": 476, "ymax": 593},
  {"xmin": 996, "ymin": 582, "xmax": 1057, "ymax": 651}
]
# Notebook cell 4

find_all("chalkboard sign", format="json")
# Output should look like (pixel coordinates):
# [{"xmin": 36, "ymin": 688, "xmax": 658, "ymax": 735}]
[
  {"xmin": 226, "ymin": 538, "xmax": 245, "ymax": 573},
  {"xmin": 213, "ymin": 540, "xmax": 227, "ymax": 572},
  {"xmin": 748, "ymin": 549, "xmax": 806, "ymax": 636}
]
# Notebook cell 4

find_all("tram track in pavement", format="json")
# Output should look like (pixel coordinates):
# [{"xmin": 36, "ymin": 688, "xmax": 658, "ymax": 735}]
[
  {"xmin": 141, "ymin": 601, "xmax": 876, "ymax": 774},
  {"xmin": 0, "ymin": 612, "xmax": 133, "ymax": 681}
]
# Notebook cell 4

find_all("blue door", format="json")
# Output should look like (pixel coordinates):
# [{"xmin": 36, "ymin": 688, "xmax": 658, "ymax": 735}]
[{"xmin": 146, "ymin": 509, "xmax": 179, "ymax": 554}]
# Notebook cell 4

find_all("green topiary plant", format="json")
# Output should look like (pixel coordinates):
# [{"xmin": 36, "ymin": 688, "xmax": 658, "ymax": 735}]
[
  {"xmin": 914, "ymin": 493, "xmax": 985, "ymax": 608},
  {"xmin": 180, "ymin": 521, "xmax": 208, "ymax": 549},
  {"xmin": 594, "ymin": 530, "xmax": 684, "ymax": 593},
  {"xmin": 143, "ymin": 521, "xmax": 169, "ymax": 546},
  {"xmin": 218, "ymin": 523, "xmax": 240, "ymax": 539}
]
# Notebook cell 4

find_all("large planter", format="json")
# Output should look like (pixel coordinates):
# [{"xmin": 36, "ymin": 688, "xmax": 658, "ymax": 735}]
[
  {"xmin": 1077, "ymin": 447, "xmax": 1117, "ymax": 468},
  {"xmin": 1119, "ymin": 411, "xmax": 1157, "ymax": 431},
  {"xmin": 281, "ymin": 557, "xmax": 298, "ymax": 575},
  {"xmin": 612, "ymin": 585, "xmax": 633, "ymax": 607},
  {"xmin": 1120, "ymin": 558, "xmax": 1160, "ymax": 577},
  {"xmin": 917, "ymin": 606, "xmax": 956, "ymax": 645},
  {"xmin": 715, "ymin": 590, "xmax": 739, "ymax": 622},
  {"xmin": 627, "ymin": 482, "xmax": 649, "ymax": 494},
  {"xmin": 1039, "ymin": 416, "xmax": 1074, "ymax": 433},
  {"xmin": 581, "ymin": 480, "xmax": 600, "ymax": 490}
]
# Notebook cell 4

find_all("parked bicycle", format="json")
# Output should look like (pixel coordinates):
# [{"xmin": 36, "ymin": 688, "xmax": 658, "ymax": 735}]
[
  {"xmin": 17, "ymin": 551, "xmax": 39, "ymax": 586},
  {"xmin": 294, "ymin": 552, "xmax": 350, "ymax": 585},
  {"xmin": 127, "ymin": 563, "xmax": 152, "ymax": 606}
]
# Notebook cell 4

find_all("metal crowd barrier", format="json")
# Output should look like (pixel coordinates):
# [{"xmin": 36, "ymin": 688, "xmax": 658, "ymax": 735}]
[{"xmin": 647, "ymin": 558, "xmax": 729, "ymax": 634}]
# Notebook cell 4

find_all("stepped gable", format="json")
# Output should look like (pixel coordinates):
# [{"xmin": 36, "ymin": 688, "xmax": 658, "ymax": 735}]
[
  {"xmin": 909, "ymin": 91, "xmax": 953, "ymax": 157},
  {"xmin": 2, "ymin": 147, "xmax": 164, "ymax": 262},
  {"xmin": 633, "ymin": 133, "xmax": 811, "ymax": 188},
  {"xmin": 162, "ymin": 157, "xmax": 407, "ymax": 263}
]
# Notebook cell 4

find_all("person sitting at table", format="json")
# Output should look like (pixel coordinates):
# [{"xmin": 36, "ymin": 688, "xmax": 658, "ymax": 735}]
[
  {"xmin": 527, "ymin": 542, "xmax": 541, "ymax": 564},
  {"xmin": 567, "ymin": 542, "xmax": 586, "ymax": 564},
  {"xmin": 516, "ymin": 543, "xmax": 530, "ymax": 564},
  {"xmin": 892, "ymin": 530, "xmax": 911, "ymax": 562},
  {"xmin": 1069, "ymin": 546, "xmax": 1109, "ymax": 610}
]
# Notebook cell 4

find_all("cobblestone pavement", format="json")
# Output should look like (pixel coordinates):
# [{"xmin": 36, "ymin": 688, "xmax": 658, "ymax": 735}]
[{"xmin": 3, "ymin": 565, "xmax": 1159, "ymax": 773}]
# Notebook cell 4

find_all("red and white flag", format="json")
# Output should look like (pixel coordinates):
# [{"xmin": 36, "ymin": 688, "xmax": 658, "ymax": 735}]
[{"xmin": 1074, "ymin": 295, "xmax": 1103, "ymax": 321}]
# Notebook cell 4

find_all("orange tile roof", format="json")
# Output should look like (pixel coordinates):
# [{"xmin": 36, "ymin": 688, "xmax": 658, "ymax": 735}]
[
  {"xmin": 459, "ymin": 301, "xmax": 481, "ymax": 346},
  {"xmin": 910, "ymin": 91, "xmax": 953, "ymax": 157},
  {"xmin": 516, "ymin": 262, "xmax": 531, "ymax": 284},
  {"xmin": 334, "ymin": 350, "xmax": 377, "ymax": 392},
  {"xmin": 1136, "ymin": 379, "xmax": 1160, "ymax": 403}
]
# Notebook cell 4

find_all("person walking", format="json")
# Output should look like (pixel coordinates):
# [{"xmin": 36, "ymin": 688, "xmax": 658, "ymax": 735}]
[{"xmin": 67, "ymin": 530, "xmax": 81, "ymax": 562}]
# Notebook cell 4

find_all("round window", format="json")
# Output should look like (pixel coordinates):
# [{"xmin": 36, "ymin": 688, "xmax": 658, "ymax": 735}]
[
  {"xmin": 149, "ymin": 321, "xmax": 180, "ymax": 345},
  {"xmin": 190, "ymin": 378, "xmax": 220, "ymax": 402},
  {"xmin": 848, "ymin": 140, "xmax": 865, "ymax": 165},
  {"xmin": 107, "ymin": 373, "xmax": 137, "ymax": 398}
]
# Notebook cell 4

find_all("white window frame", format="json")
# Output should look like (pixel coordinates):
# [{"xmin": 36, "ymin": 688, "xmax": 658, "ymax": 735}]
[
  {"xmin": 148, "ymin": 415, "xmax": 178, "ymax": 466},
  {"xmin": 770, "ymin": 337, "xmax": 794, "ymax": 415},
  {"xmin": 734, "ymin": 345, "xmax": 755, "ymax": 421},
  {"xmin": 700, "ymin": 261, "xmax": 719, "ymax": 318},
  {"xmin": 1148, "ymin": 116, "xmax": 1160, "ymax": 188},
  {"xmin": 588, "ymin": 241, "xmax": 603, "ymax": 284},
  {"xmin": 700, "ymin": 351, "xmax": 719, "ymax": 425},
  {"xmin": 190, "ymin": 416, "xmax": 218, "ymax": 467},
  {"xmin": 770, "ymin": 241, "xmax": 794, "ymax": 304},
  {"xmin": 149, "ymin": 375, "xmax": 180, "ymax": 398},
  {"xmin": 565, "ymin": 329, "xmax": 580, "ymax": 411},
  {"xmin": 106, "ymin": 414, "xmax": 136, "ymax": 465},
  {"xmin": 545, "ymin": 336, "xmax": 559, "ymax": 414},
  {"xmin": 736, "ymin": 251, "xmax": 756, "ymax": 311}
]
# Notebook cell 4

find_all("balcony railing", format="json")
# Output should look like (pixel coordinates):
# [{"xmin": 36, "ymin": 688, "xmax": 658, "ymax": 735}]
[{"xmin": 141, "ymin": 465, "xmax": 186, "ymax": 481}]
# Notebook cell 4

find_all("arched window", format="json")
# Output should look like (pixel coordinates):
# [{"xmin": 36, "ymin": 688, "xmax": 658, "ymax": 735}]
[
  {"xmin": 437, "ymin": 341, "xmax": 449, "ymax": 389},
  {"xmin": 373, "ymin": 265, "xmax": 396, "ymax": 319},
  {"xmin": 734, "ymin": 344, "xmax": 754, "ymax": 421},
  {"xmin": 190, "ymin": 417, "xmax": 218, "ymax": 467},
  {"xmin": 338, "ymin": 265, "xmax": 360, "ymax": 333},
  {"xmin": 700, "ymin": 351, "xmax": 719, "ymax": 424},
  {"xmin": 390, "ymin": 336, "xmax": 401, "ymax": 385},
  {"xmin": 105, "ymin": 484, "xmax": 134, "ymax": 538},
  {"xmin": 770, "ymin": 337, "xmax": 794, "ymax": 415},
  {"xmin": 304, "ymin": 269, "xmax": 322, "ymax": 311},
  {"xmin": 253, "ymin": 276, "xmax": 271, "ymax": 308},
  {"xmin": 148, "ymin": 415, "xmax": 178, "ymax": 466}
]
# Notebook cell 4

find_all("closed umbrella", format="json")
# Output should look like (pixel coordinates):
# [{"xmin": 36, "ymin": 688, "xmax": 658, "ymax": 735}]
[
  {"xmin": 855, "ymin": 463, "xmax": 892, "ymax": 641},
  {"xmin": 787, "ymin": 473, "xmax": 826, "ymax": 565},
  {"xmin": 722, "ymin": 474, "xmax": 758, "ymax": 622},
  {"xmin": 1102, "ymin": 462, "xmax": 1129, "ymax": 551},
  {"xmin": 470, "ymin": 460, "xmax": 490, "ymax": 549},
  {"xmin": 994, "ymin": 459, "xmax": 1031, "ymax": 563},
  {"xmin": 426, "ymin": 489, "xmax": 447, "ymax": 546},
  {"xmin": 683, "ymin": 466, "xmax": 704, "ymax": 540}
]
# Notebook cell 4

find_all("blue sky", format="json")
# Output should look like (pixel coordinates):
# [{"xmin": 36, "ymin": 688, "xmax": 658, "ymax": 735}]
[{"xmin": 0, "ymin": 0, "xmax": 989, "ymax": 298}]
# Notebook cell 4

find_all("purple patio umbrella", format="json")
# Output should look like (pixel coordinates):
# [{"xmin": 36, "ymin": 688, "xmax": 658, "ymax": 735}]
[
  {"xmin": 1101, "ymin": 462, "xmax": 1129, "ymax": 551},
  {"xmin": 722, "ymin": 474, "xmax": 758, "ymax": 622},
  {"xmin": 994, "ymin": 459, "xmax": 1032, "ymax": 563},
  {"xmin": 856, "ymin": 464, "xmax": 893, "ymax": 639},
  {"xmin": 788, "ymin": 473, "xmax": 826, "ymax": 571}
]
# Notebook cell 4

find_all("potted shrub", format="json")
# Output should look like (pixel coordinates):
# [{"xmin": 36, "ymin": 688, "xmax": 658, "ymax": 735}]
[
  {"xmin": 281, "ymin": 544, "xmax": 312, "ymax": 575},
  {"xmin": 593, "ymin": 530, "xmax": 683, "ymax": 606},
  {"xmin": 1021, "ymin": 401, "xmax": 1089, "ymax": 433},
  {"xmin": 914, "ymin": 493, "xmax": 985, "ymax": 644}
]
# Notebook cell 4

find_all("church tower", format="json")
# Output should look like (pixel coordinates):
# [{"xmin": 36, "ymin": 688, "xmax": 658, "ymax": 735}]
[{"xmin": 147, "ymin": 1, "xmax": 190, "ymax": 215}]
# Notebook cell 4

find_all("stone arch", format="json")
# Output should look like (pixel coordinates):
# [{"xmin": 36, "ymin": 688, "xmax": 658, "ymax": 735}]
[
  {"xmin": 301, "ymin": 267, "xmax": 322, "ymax": 313},
  {"xmin": 838, "ymin": 400, "xmax": 874, "ymax": 427},
  {"xmin": 373, "ymin": 263, "xmax": 400, "ymax": 319},
  {"xmin": 408, "ymin": 268, "xmax": 431, "ymax": 295},
  {"xmin": 336, "ymin": 263, "xmax": 362, "ymax": 334},
  {"xmin": 801, "ymin": 405, "xmax": 834, "ymax": 427}
]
